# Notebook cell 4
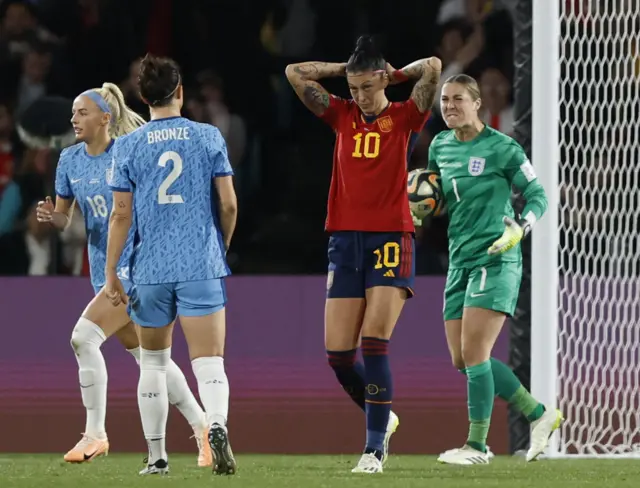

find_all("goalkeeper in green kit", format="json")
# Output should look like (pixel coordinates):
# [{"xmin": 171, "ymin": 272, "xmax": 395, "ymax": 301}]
[{"xmin": 417, "ymin": 74, "xmax": 564, "ymax": 465}]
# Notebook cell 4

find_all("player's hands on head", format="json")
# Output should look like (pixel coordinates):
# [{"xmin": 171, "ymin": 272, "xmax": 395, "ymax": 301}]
[
  {"xmin": 487, "ymin": 216, "xmax": 524, "ymax": 255},
  {"xmin": 36, "ymin": 196, "xmax": 54, "ymax": 223},
  {"xmin": 385, "ymin": 63, "xmax": 402, "ymax": 85},
  {"xmin": 105, "ymin": 270, "xmax": 128, "ymax": 307}
]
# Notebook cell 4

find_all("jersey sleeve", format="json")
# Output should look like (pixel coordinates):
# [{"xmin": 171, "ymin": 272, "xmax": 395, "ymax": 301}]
[
  {"xmin": 402, "ymin": 98, "xmax": 430, "ymax": 133},
  {"xmin": 108, "ymin": 139, "xmax": 133, "ymax": 192},
  {"xmin": 208, "ymin": 126, "xmax": 234, "ymax": 178},
  {"xmin": 504, "ymin": 142, "xmax": 548, "ymax": 224},
  {"xmin": 318, "ymin": 95, "xmax": 349, "ymax": 129},
  {"xmin": 427, "ymin": 138, "xmax": 440, "ymax": 174},
  {"xmin": 54, "ymin": 150, "xmax": 73, "ymax": 199}
]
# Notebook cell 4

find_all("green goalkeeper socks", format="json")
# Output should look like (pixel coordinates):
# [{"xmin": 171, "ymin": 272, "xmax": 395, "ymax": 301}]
[
  {"xmin": 465, "ymin": 360, "xmax": 494, "ymax": 453},
  {"xmin": 460, "ymin": 357, "xmax": 545, "ymax": 422},
  {"xmin": 509, "ymin": 386, "xmax": 545, "ymax": 422}
]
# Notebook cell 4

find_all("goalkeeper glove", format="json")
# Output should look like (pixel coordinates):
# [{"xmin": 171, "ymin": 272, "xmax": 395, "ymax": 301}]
[
  {"xmin": 411, "ymin": 211, "xmax": 422, "ymax": 227},
  {"xmin": 488, "ymin": 216, "xmax": 531, "ymax": 255}
]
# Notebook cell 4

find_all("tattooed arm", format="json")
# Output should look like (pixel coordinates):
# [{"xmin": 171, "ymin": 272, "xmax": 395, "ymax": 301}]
[
  {"xmin": 285, "ymin": 62, "xmax": 347, "ymax": 117},
  {"xmin": 387, "ymin": 57, "xmax": 442, "ymax": 113}
]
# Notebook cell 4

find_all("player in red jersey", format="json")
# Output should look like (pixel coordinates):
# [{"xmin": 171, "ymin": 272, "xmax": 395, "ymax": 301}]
[{"xmin": 286, "ymin": 35, "xmax": 441, "ymax": 474}]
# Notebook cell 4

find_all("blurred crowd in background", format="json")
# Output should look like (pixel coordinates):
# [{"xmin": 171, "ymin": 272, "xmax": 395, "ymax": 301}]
[{"xmin": 0, "ymin": 0, "xmax": 516, "ymax": 277}]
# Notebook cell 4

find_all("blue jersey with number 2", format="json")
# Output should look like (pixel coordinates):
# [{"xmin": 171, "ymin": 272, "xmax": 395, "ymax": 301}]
[
  {"xmin": 109, "ymin": 117, "xmax": 233, "ymax": 284},
  {"xmin": 55, "ymin": 141, "xmax": 133, "ymax": 290}
]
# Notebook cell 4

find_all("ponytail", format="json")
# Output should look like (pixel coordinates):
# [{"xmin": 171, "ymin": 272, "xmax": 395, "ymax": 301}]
[{"xmin": 91, "ymin": 83, "xmax": 146, "ymax": 137}]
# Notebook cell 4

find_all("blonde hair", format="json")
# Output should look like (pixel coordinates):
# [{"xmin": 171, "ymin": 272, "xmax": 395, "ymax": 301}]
[
  {"xmin": 444, "ymin": 74, "xmax": 481, "ymax": 101},
  {"xmin": 88, "ymin": 82, "xmax": 146, "ymax": 137}
]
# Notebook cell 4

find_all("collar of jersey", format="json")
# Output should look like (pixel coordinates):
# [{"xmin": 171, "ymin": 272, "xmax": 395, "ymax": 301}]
[
  {"xmin": 148, "ymin": 116, "xmax": 184, "ymax": 123},
  {"xmin": 83, "ymin": 138, "xmax": 115, "ymax": 159},
  {"xmin": 451, "ymin": 124, "xmax": 490, "ymax": 144},
  {"xmin": 359, "ymin": 101, "xmax": 391, "ymax": 124}
]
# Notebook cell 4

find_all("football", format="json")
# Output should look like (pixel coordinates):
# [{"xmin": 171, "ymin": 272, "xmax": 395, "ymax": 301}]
[{"xmin": 407, "ymin": 168, "xmax": 445, "ymax": 220}]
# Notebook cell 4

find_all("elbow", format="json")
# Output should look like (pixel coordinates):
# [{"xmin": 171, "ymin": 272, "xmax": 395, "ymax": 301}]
[
  {"xmin": 541, "ymin": 194, "xmax": 549, "ymax": 216},
  {"xmin": 285, "ymin": 64, "xmax": 297, "ymax": 81},
  {"xmin": 529, "ymin": 189, "xmax": 548, "ymax": 217},
  {"xmin": 537, "ymin": 186, "xmax": 549, "ymax": 215},
  {"xmin": 427, "ymin": 56, "xmax": 442, "ymax": 72},
  {"xmin": 220, "ymin": 199, "xmax": 238, "ymax": 217}
]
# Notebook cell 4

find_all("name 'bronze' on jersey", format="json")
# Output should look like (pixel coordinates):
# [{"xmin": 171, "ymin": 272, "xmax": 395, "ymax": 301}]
[{"xmin": 428, "ymin": 126, "xmax": 547, "ymax": 268}]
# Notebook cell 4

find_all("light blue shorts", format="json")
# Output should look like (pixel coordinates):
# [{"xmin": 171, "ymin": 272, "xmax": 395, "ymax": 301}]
[
  {"xmin": 127, "ymin": 278, "xmax": 227, "ymax": 328},
  {"xmin": 93, "ymin": 280, "xmax": 133, "ymax": 296}
]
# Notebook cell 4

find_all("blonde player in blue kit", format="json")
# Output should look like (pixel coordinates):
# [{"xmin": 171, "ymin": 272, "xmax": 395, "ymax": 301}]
[
  {"xmin": 105, "ymin": 54, "xmax": 238, "ymax": 476},
  {"xmin": 36, "ymin": 82, "xmax": 212, "ymax": 466}
]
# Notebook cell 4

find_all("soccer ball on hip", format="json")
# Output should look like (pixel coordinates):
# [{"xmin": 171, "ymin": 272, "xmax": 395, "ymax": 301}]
[{"xmin": 407, "ymin": 168, "xmax": 445, "ymax": 220}]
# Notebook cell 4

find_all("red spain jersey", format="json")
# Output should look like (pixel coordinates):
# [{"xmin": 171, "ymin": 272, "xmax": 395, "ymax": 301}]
[{"xmin": 320, "ymin": 96, "xmax": 429, "ymax": 233}]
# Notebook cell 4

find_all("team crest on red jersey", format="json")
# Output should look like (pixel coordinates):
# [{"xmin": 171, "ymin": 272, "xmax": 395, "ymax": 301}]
[{"xmin": 376, "ymin": 116, "xmax": 394, "ymax": 133}]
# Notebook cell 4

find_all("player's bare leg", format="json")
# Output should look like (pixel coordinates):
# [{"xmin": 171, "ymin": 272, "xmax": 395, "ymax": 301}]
[
  {"xmin": 137, "ymin": 322, "xmax": 174, "ymax": 475},
  {"xmin": 181, "ymin": 309, "xmax": 236, "ymax": 476},
  {"xmin": 325, "ymin": 297, "xmax": 367, "ymax": 412},
  {"xmin": 326, "ymin": 297, "xmax": 395, "ymax": 471},
  {"xmin": 439, "ymin": 319, "xmax": 494, "ymax": 459},
  {"xmin": 64, "ymin": 290, "xmax": 127, "ymax": 463},
  {"xmin": 325, "ymin": 298, "xmax": 398, "ymax": 467},
  {"xmin": 350, "ymin": 286, "xmax": 405, "ymax": 474},
  {"xmin": 440, "ymin": 317, "xmax": 560, "ymax": 462},
  {"xmin": 115, "ymin": 323, "xmax": 211, "ymax": 467},
  {"xmin": 438, "ymin": 307, "xmax": 504, "ymax": 465},
  {"xmin": 65, "ymin": 289, "xmax": 210, "ymax": 467}
]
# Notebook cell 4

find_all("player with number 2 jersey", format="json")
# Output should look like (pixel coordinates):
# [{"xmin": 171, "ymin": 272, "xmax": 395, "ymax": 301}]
[
  {"xmin": 109, "ymin": 118, "xmax": 232, "ymax": 285},
  {"xmin": 106, "ymin": 54, "xmax": 238, "ymax": 476}
]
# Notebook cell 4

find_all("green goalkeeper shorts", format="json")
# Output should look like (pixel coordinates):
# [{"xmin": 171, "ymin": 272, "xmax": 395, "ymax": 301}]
[{"xmin": 443, "ymin": 261, "xmax": 523, "ymax": 321}]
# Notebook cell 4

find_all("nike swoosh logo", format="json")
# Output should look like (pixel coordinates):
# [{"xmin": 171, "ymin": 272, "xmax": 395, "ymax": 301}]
[
  {"xmin": 470, "ymin": 293, "xmax": 486, "ymax": 297},
  {"xmin": 79, "ymin": 384, "xmax": 95, "ymax": 388},
  {"xmin": 71, "ymin": 179, "xmax": 82, "ymax": 183},
  {"xmin": 84, "ymin": 451, "xmax": 98, "ymax": 460}
]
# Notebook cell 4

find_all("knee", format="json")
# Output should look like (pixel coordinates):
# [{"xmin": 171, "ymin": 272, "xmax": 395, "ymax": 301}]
[
  {"xmin": 360, "ymin": 322, "xmax": 390, "ymax": 340},
  {"xmin": 461, "ymin": 343, "xmax": 489, "ymax": 367},
  {"xmin": 327, "ymin": 349, "xmax": 357, "ymax": 371},
  {"xmin": 451, "ymin": 354, "xmax": 465, "ymax": 371},
  {"xmin": 71, "ymin": 317, "xmax": 106, "ymax": 354},
  {"xmin": 189, "ymin": 346, "xmax": 224, "ymax": 361}
]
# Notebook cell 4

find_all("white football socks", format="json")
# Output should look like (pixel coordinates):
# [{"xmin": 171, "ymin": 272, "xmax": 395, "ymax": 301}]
[
  {"xmin": 192, "ymin": 356, "xmax": 229, "ymax": 428},
  {"xmin": 71, "ymin": 318, "xmax": 108, "ymax": 440},
  {"xmin": 138, "ymin": 347, "xmax": 170, "ymax": 463},
  {"xmin": 127, "ymin": 347, "xmax": 206, "ymax": 432}
]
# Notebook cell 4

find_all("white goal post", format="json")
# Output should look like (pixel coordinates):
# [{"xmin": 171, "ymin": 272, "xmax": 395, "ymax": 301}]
[{"xmin": 532, "ymin": 0, "xmax": 640, "ymax": 457}]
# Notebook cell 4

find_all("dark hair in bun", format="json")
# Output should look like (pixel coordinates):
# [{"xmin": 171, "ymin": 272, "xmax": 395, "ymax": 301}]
[
  {"xmin": 138, "ymin": 54, "xmax": 182, "ymax": 107},
  {"xmin": 346, "ymin": 35, "xmax": 386, "ymax": 74}
]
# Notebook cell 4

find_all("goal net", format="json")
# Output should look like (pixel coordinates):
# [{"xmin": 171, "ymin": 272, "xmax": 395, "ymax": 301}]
[{"xmin": 557, "ymin": 0, "xmax": 640, "ymax": 456}]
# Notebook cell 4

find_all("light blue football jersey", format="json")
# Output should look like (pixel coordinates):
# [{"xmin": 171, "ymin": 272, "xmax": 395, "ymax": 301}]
[
  {"xmin": 108, "ymin": 117, "xmax": 233, "ymax": 284},
  {"xmin": 55, "ymin": 141, "xmax": 133, "ymax": 290}
]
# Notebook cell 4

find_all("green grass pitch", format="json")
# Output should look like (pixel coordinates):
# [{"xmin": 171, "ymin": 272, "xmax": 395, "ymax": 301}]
[{"xmin": 1, "ymin": 454, "xmax": 638, "ymax": 488}]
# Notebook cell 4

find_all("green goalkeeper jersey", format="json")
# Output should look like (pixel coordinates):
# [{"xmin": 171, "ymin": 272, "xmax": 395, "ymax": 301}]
[{"xmin": 428, "ymin": 126, "xmax": 548, "ymax": 268}]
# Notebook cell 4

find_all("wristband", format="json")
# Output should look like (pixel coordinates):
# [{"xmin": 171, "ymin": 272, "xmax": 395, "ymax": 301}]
[
  {"xmin": 517, "ymin": 211, "xmax": 537, "ymax": 237},
  {"xmin": 392, "ymin": 69, "xmax": 409, "ymax": 83}
]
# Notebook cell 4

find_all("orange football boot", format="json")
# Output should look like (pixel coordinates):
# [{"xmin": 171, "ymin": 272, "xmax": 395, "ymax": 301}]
[
  {"xmin": 194, "ymin": 426, "xmax": 213, "ymax": 467},
  {"xmin": 63, "ymin": 434, "xmax": 109, "ymax": 463}
]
